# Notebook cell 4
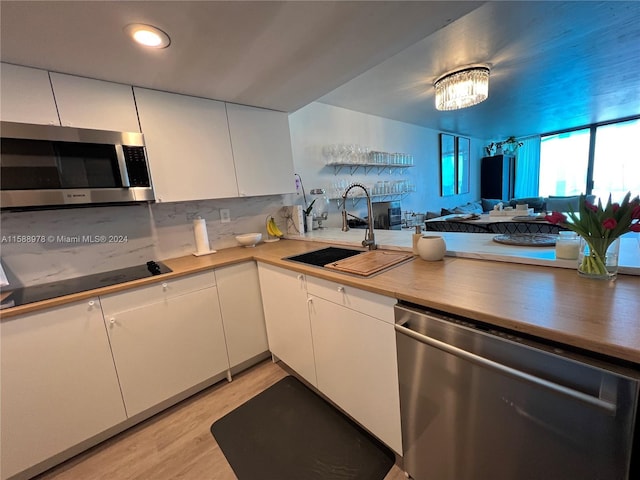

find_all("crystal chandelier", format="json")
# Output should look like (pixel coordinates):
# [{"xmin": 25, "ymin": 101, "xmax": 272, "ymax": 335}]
[{"xmin": 434, "ymin": 66, "xmax": 490, "ymax": 111}]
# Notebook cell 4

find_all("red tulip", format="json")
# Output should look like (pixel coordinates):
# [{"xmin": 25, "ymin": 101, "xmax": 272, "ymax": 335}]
[
  {"xmin": 631, "ymin": 223, "xmax": 640, "ymax": 233},
  {"xmin": 632, "ymin": 204, "xmax": 640, "ymax": 220},
  {"xmin": 545, "ymin": 211, "xmax": 567, "ymax": 224},
  {"xmin": 602, "ymin": 218, "xmax": 617, "ymax": 230},
  {"xmin": 612, "ymin": 203, "xmax": 620, "ymax": 213},
  {"xmin": 585, "ymin": 201, "xmax": 598, "ymax": 213}
]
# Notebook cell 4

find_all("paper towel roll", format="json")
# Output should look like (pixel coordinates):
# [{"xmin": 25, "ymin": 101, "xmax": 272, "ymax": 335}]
[{"xmin": 193, "ymin": 218, "xmax": 210, "ymax": 254}]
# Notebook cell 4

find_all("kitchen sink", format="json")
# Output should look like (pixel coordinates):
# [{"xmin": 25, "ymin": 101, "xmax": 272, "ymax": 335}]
[
  {"xmin": 284, "ymin": 246, "xmax": 414, "ymax": 277},
  {"xmin": 284, "ymin": 246, "xmax": 364, "ymax": 267}
]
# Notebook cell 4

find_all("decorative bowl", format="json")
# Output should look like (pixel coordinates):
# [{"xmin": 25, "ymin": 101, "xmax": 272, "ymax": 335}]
[{"xmin": 235, "ymin": 233, "xmax": 262, "ymax": 247}]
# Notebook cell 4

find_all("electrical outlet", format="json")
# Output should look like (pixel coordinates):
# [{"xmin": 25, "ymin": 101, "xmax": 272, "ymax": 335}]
[{"xmin": 220, "ymin": 209, "xmax": 231, "ymax": 223}]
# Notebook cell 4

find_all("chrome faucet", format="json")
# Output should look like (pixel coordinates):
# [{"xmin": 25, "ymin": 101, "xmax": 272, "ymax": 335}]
[{"xmin": 341, "ymin": 182, "xmax": 377, "ymax": 250}]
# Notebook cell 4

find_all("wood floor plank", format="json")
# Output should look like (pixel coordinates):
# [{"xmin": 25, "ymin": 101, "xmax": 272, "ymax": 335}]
[{"xmin": 35, "ymin": 360, "xmax": 405, "ymax": 480}]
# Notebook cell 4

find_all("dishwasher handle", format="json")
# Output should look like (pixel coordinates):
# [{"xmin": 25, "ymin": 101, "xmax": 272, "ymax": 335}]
[{"xmin": 395, "ymin": 323, "xmax": 617, "ymax": 414}]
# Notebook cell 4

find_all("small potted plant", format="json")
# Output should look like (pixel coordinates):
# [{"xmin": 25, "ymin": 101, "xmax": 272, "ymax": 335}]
[
  {"xmin": 485, "ymin": 137, "xmax": 523, "ymax": 156},
  {"xmin": 501, "ymin": 136, "xmax": 523, "ymax": 154}
]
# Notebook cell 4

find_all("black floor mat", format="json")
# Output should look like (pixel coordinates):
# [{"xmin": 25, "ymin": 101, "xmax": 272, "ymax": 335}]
[{"xmin": 210, "ymin": 376, "xmax": 395, "ymax": 480}]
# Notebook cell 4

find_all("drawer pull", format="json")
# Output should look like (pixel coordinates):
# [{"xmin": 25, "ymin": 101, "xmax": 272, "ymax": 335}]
[
  {"xmin": 337, "ymin": 286, "xmax": 345, "ymax": 293},
  {"xmin": 162, "ymin": 282, "xmax": 168, "ymax": 290},
  {"xmin": 109, "ymin": 317, "xmax": 116, "ymax": 327},
  {"xmin": 88, "ymin": 300, "xmax": 95, "ymax": 307}
]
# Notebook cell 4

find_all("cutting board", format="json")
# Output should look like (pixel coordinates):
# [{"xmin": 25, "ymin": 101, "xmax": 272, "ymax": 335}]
[{"xmin": 324, "ymin": 250, "xmax": 413, "ymax": 276}]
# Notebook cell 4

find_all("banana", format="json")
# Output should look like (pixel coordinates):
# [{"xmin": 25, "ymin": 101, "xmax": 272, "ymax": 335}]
[
  {"xmin": 270, "ymin": 218, "xmax": 284, "ymax": 237},
  {"xmin": 267, "ymin": 216, "xmax": 284, "ymax": 237}
]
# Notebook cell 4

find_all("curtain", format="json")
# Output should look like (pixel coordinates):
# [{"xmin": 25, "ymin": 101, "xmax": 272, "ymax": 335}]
[{"xmin": 514, "ymin": 135, "xmax": 541, "ymax": 197}]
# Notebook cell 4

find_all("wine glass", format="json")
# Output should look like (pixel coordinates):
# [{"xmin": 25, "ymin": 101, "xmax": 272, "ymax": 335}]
[{"xmin": 322, "ymin": 145, "xmax": 334, "ymax": 165}]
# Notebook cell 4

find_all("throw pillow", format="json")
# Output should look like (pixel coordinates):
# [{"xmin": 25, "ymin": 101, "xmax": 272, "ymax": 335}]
[
  {"xmin": 546, "ymin": 195, "xmax": 581, "ymax": 212},
  {"xmin": 481, "ymin": 198, "xmax": 503, "ymax": 212},
  {"xmin": 453, "ymin": 202, "xmax": 483, "ymax": 214},
  {"xmin": 509, "ymin": 196, "xmax": 545, "ymax": 212}
]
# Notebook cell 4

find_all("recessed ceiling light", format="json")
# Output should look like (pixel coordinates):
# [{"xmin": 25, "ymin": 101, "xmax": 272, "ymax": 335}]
[{"xmin": 124, "ymin": 24, "xmax": 171, "ymax": 49}]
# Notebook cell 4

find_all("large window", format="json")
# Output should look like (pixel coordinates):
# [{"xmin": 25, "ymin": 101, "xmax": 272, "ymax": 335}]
[
  {"xmin": 592, "ymin": 119, "xmax": 640, "ymax": 202},
  {"xmin": 539, "ymin": 129, "xmax": 590, "ymax": 197},
  {"xmin": 539, "ymin": 117, "xmax": 640, "ymax": 203}
]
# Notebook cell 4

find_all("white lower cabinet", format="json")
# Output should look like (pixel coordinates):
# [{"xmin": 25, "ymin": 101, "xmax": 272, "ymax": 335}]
[
  {"xmin": 257, "ymin": 263, "xmax": 402, "ymax": 454},
  {"xmin": 0, "ymin": 299, "xmax": 127, "ymax": 480},
  {"xmin": 99, "ymin": 271, "xmax": 230, "ymax": 417},
  {"xmin": 215, "ymin": 262, "xmax": 269, "ymax": 368},
  {"xmin": 257, "ymin": 263, "xmax": 317, "ymax": 386},
  {"xmin": 306, "ymin": 276, "xmax": 403, "ymax": 454}
]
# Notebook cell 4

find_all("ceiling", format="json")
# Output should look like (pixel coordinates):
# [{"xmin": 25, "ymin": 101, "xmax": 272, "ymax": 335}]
[
  {"xmin": 319, "ymin": 1, "xmax": 640, "ymax": 139},
  {"xmin": 1, "ymin": 1, "xmax": 638, "ymax": 140}
]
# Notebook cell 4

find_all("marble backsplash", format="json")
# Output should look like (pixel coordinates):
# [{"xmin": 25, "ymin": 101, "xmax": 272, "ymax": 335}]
[{"xmin": 0, "ymin": 194, "xmax": 295, "ymax": 287}]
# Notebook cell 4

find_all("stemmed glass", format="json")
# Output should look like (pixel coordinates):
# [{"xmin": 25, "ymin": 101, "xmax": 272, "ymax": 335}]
[{"xmin": 322, "ymin": 145, "xmax": 334, "ymax": 165}]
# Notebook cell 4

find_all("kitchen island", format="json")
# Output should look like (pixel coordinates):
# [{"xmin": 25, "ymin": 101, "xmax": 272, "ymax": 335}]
[
  {"xmin": 3, "ymin": 232, "xmax": 639, "ymax": 364},
  {"xmin": 3, "ymin": 233, "xmax": 639, "ymax": 480}
]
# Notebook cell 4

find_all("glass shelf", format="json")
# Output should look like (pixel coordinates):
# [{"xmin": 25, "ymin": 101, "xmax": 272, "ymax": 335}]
[
  {"xmin": 329, "ymin": 163, "xmax": 414, "ymax": 175},
  {"xmin": 332, "ymin": 192, "xmax": 409, "ymax": 208}
]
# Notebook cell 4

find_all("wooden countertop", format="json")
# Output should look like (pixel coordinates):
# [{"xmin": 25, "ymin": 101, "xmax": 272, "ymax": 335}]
[{"xmin": 2, "ymin": 239, "xmax": 639, "ymax": 365}]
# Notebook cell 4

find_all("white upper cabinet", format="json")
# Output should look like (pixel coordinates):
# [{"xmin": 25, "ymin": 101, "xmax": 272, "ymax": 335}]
[
  {"xmin": 226, "ymin": 103, "xmax": 295, "ymax": 196},
  {"xmin": 134, "ymin": 87, "xmax": 238, "ymax": 203},
  {"xmin": 0, "ymin": 63, "xmax": 59, "ymax": 125},
  {"xmin": 49, "ymin": 72, "xmax": 140, "ymax": 132}
]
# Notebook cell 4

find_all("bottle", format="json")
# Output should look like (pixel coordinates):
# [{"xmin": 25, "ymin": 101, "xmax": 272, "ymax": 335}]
[
  {"xmin": 309, "ymin": 188, "xmax": 330, "ymax": 229},
  {"xmin": 555, "ymin": 231, "xmax": 580, "ymax": 260},
  {"xmin": 412, "ymin": 225, "xmax": 422, "ymax": 255}
]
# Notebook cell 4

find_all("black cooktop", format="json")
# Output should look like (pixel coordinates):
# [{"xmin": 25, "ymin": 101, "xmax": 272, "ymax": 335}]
[{"xmin": 1, "ymin": 261, "xmax": 172, "ymax": 308}]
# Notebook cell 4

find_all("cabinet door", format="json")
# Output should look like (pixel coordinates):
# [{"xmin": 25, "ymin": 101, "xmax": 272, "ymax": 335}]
[
  {"xmin": 226, "ymin": 103, "xmax": 295, "ymax": 196},
  {"xmin": 104, "ymin": 286, "xmax": 229, "ymax": 417},
  {"xmin": 306, "ymin": 275, "xmax": 396, "ymax": 323},
  {"xmin": 49, "ymin": 73, "xmax": 140, "ymax": 132},
  {"xmin": 1, "ymin": 299, "xmax": 127, "ymax": 479},
  {"xmin": 0, "ymin": 63, "xmax": 59, "ymax": 125},
  {"xmin": 480, "ymin": 155, "xmax": 515, "ymax": 201},
  {"xmin": 134, "ymin": 87, "xmax": 238, "ymax": 202},
  {"xmin": 309, "ymin": 295, "xmax": 403, "ymax": 454},
  {"xmin": 257, "ymin": 263, "xmax": 316, "ymax": 386},
  {"xmin": 216, "ymin": 262, "xmax": 268, "ymax": 368}
]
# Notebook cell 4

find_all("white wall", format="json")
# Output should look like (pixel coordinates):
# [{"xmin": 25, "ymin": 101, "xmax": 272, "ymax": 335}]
[{"xmin": 288, "ymin": 102, "xmax": 485, "ymax": 227}]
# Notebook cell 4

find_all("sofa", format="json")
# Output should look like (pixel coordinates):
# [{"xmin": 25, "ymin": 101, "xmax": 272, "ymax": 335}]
[
  {"xmin": 429, "ymin": 195, "xmax": 596, "ymax": 218},
  {"xmin": 422, "ymin": 195, "xmax": 593, "ymax": 234}
]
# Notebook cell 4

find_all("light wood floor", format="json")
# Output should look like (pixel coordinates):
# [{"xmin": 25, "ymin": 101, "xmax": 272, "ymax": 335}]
[{"xmin": 35, "ymin": 360, "xmax": 406, "ymax": 480}]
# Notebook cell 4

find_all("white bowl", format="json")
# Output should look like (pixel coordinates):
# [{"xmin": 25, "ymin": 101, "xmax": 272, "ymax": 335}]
[{"xmin": 235, "ymin": 233, "xmax": 262, "ymax": 247}]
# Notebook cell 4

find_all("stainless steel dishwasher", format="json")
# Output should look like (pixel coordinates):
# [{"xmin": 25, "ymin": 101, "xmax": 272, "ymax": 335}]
[{"xmin": 395, "ymin": 302, "xmax": 640, "ymax": 480}]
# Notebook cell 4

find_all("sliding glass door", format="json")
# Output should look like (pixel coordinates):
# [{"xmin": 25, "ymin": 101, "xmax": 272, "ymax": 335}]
[
  {"xmin": 592, "ymin": 118, "xmax": 640, "ymax": 202},
  {"xmin": 539, "ymin": 129, "xmax": 590, "ymax": 197},
  {"xmin": 538, "ymin": 117, "xmax": 639, "ymax": 203}
]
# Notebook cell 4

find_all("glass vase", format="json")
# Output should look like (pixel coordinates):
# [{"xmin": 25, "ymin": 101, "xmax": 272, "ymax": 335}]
[{"xmin": 577, "ymin": 236, "xmax": 620, "ymax": 280}]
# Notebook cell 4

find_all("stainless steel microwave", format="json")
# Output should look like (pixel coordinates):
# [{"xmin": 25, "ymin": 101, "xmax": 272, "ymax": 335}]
[{"xmin": 1, "ymin": 121, "xmax": 155, "ymax": 209}]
